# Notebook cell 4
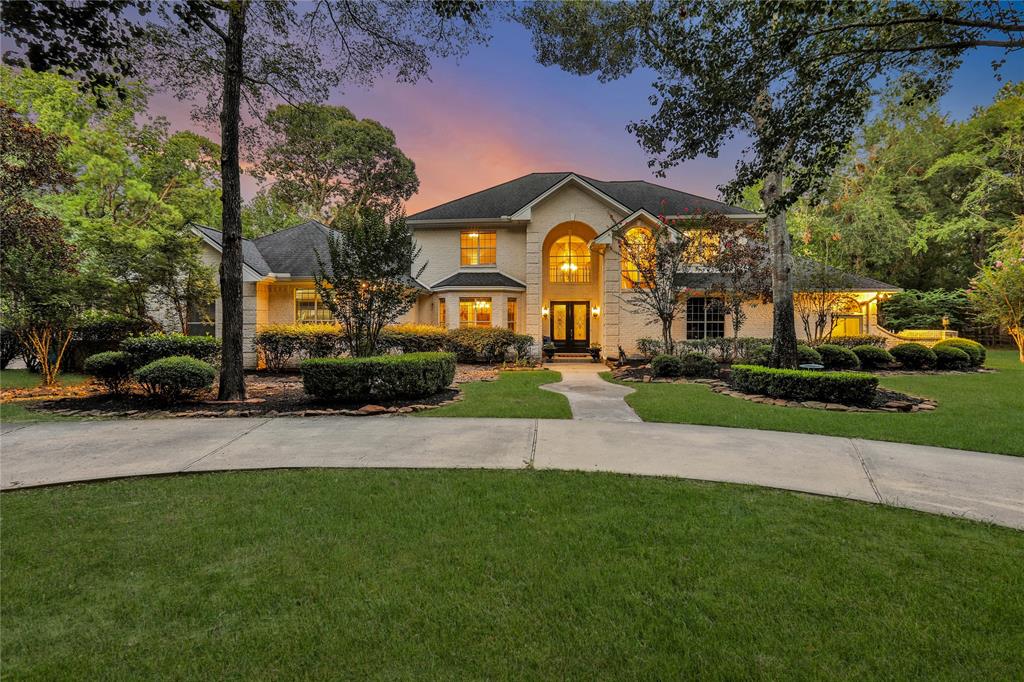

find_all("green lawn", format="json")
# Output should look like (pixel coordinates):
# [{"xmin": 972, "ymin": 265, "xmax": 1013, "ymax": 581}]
[
  {"xmin": 608, "ymin": 349, "xmax": 1024, "ymax": 456},
  {"xmin": 0, "ymin": 369, "xmax": 91, "ymax": 423},
  {"xmin": 423, "ymin": 369, "xmax": 571, "ymax": 418},
  {"xmin": 2, "ymin": 470, "xmax": 1021, "ymax": 679}
]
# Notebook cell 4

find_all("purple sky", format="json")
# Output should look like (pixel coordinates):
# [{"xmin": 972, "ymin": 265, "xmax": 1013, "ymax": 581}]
[{"xmin": 151, "ymin": 17, "xmax": 1023, "ymax": 213}]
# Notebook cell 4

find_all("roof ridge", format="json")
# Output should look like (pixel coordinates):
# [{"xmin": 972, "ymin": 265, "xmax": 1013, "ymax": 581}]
[
  {"xmin": 408, "ymin": 172, "xmax": 569, "ymax": 219},
  {"xmin": 252, "ymin": 219, "xmax": 324, "ymax": 242}
]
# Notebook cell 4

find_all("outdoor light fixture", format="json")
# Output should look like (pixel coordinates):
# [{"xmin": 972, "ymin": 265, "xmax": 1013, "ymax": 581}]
[
  {"xmin": 592, "ymin": 306, "xmax": 600, "ymax": 317},
  {"xmin": 541, "ymin": 306, "xmax": 549, "ymax": 316}
]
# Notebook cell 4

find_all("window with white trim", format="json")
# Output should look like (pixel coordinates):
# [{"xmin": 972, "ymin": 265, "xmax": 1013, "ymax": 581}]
[
  {"xmin": 295, "ymin": 289, "xmax": 333, "ymax": 324},
  {"xmin": 459, "ymin": 297, "xmax": 492, "ymax": 328}
]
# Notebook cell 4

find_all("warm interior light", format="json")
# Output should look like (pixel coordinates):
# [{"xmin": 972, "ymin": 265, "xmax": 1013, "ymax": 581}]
[
  {"xmin": 468, "ymin": 232, "xmax": 479, "ymax": 238},
  {"xmin": 541, "ymin": 307, "xmax": 549, "ymax": 316}
]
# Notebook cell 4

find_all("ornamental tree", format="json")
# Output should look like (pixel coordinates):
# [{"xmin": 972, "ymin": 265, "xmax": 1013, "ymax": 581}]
[
  {"xmin": 704, "ymin": 218, "xmax": 771, "ymax": 354},
  {"xmin": 969, "ymin": 225, "xmax": 1024, "ymax": 363},
  {"xmin": 313, "ymin": 209, "xmax": 426, "ymax": 358}
]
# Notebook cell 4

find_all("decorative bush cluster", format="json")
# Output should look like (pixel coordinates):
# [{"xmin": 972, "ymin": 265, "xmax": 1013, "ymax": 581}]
[
  {"xmin": 890, "ymin": 343, "xmax": 937, "ymax": 369},
  {"xmin": 934, "ymin": 345, "xmax": 971, "ymax": 370},
  {"xmin": 251, "ymin": 324, "xmax": 345, "ymax": 371},
  {"xmin": 67, "ymin": 313, "xmax": 153, "ymax": 371},
  {"xmin": 651, "ymin": 354, "xmax": 684, "ymax": 377},
  {"xmin": 82, "ymin": 351, "xmax": 134, "ymax": 394},
  {"xmin": 821, "ymin": 335, "xmax": 887, "ymax": 349},
  {"xmin": 932, "ymin": 338, "xmax": 985, "ymax": 367},
  {"xmin": 378, "ymin": 324, "xmax": 448, "ymax": 353},
  {"xmin": 749, "ymin": 343, "xmax": 822, "ymax": 367},
  {"xmin": 445, "ymin": 327, "xmax": 520, "ymax": 363},
  {"xmin": 301, "ymin": 352, "xmax": 456, "ymax": 402},
  {"xmin": 851, "ymin": 345, "xmax": 895, "ymax": 369},
  {"xmin": 815, "ymin": 344, "xmax": 861, "ymax": 370},
  {"xmin": 680, "ymin": 351, "xmax": 718, "ymax": 378},
  {"xmin": 730, "ymin": 365, "xmax": 879, "ymax": 406},
  {"xmin": 121, "ymin": 333, "xmax": 221, "ymax": 366},
  {"xmin": 639, "ymin": 336, "xmax": 770, "ymax": 363},
  {"xmin": 134, "ymin": 356, "xmax": 216, "ymax": 401}
]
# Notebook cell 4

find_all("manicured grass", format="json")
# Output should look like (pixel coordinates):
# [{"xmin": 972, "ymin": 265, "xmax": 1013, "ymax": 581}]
[
  {"xmin": 422, "ymin": 369, "xmax": 571, "ymax": 419},
  {"xmin": 609, "ymin": 349, "xmax": 1024, "ymax": 456},
  {"xmin": 1, "ymin": 369, "xmax": 91, "ymax": 423},
  {"xmin": 2, "ymin": 470, "xmax": 1021, "ymax": 679}
]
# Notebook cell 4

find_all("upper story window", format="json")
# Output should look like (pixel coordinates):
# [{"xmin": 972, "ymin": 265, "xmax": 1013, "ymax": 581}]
[
  {"xmin": 460, "ymin": 230, "xmax": 496, "ymax": 266},
  {"xmin": 549, "ymin": 235, "xmax": 591, "ymax": 283},
  {"xmin": 684, "ymin": 229, "xmax": 721, "ymax": 264},
  {"xmin": 295, "ymin": 288, "xmax": 334, "ymax": 324},
  {"xmin": 621, "ymin": 226, "xmax": 653, "ymax": 289}
]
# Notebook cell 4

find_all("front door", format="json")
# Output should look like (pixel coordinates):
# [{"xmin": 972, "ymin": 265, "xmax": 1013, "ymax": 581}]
[{"xmin": 550, "ymin": 301, "xmax": 590, "ymax": 352}]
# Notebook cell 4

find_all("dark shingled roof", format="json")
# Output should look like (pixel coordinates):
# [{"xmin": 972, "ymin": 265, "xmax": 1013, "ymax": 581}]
[
  {"xmin": 432, "ymin": 271, "xmax": 526, "ymax": 290},
  {"xmin": 675, "ymin": 257, "xmax": 900, "ymax": 292},
  {"xmin": 194, "ymin": 225, "xmax": 271, "ymax": 275},
  {"xmin": 407, "ymin": 172, "xmax": 753, "ymax": 221}
]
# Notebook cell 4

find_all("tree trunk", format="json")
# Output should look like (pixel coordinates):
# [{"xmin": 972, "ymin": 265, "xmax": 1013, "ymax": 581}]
[
  {"xmin": 662, "ymin": 317, "xmax": 673, "ymax": 355},
  {"xmin": 217, "ymin": 3, "xmax": 247, "ymax": 400},
  {"xmin": 760, "ymin": 170, "xmax": 798, "ymax": 368}
]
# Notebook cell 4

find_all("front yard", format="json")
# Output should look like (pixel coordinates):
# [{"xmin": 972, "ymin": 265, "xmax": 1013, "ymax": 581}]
[
  {"xmin": 608, "ymin": 349, "xmax": 1024, "ymax": 456},
  {"xmin": 422, "ymin": 369, "xmax": 571, "ymax": 419},
  {"xmin": 2, "ymin": 469, "xmax": 1020, "ymax": 679}
]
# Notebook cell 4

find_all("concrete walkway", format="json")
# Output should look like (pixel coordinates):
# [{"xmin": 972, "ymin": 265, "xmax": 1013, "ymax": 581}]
[
  {"xmin": 2, "ymin": 417, "xmax": 1022, "ymax": 529},
  {"xmin": 540, "ymin": 362, "xmax": 641, "ymax": 421}
]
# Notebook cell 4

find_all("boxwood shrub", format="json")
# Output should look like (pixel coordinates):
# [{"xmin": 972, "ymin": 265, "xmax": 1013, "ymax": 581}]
[
  {"xmin": 66, "ymin": 312, "xmax": 153, "ymax": 371},
  {"xmin": 651, "ymin": 354, "xmax": 684, "ymax": 377},
  {"xmin": 934, "ymin": 345, "xmax": 971, "ymax": 370},
  {"xmin": 933, "ymin": 338, "xmax": 985, "ymax": 367},
  {"xmin": 445, "ymin": 327, "xmax": 517, "ymax": 363},
  {"xmin": 890, "ymin": 342, "xmax": 937, "ymax": 370},
  {"xmin": 301, "ymin": 352, "xmax": 456, "ymax": 402},
  {"xmin": 83, "ymin": 351, "xmax": 134, "ymax": 394},
  {"xmin": 815, "ymin": 343, "xmax": 860, "ymax": 370},
  {"xmin": 122, "ymin": 333, "xmax": 221, "ymax": 367},
  {"xmin": 680, "ymin": 351, "xmax": 718, "ymax": 378},
  {"xmin": 134, "ymin": 356, "xmax": 216, "ymax": 401},
  {"xmin": 824, "ymin": 334, "xmax": 887, "ymax": 349},
  {"xmin": 730, "ymin": 364, "xmax": 879, "ymax": 406},
  {"xmin": 798, "ymin": 344, "xmax": 823, "ymax": 365},
  {"xmin": 852, "ymin": 344, "xmax": 895, "ymax": 369},
  {"xmin": 379, "ymin": 324, "xmax": 449, "ymax": 353}
]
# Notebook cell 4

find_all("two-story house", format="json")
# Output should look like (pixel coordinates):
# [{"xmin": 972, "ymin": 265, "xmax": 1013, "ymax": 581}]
[{"xmin": 192, "ymin": 172, "xmax": 899, "ymax": 367}]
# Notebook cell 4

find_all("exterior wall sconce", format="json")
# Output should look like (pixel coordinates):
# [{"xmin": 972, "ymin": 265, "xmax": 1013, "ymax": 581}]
[
  {"xmin": 541, "ymin": 306, "xmax": 550, "ymax": 317},
  {"xmin": 592, "ymin": 306, "xmax": 600, "ymax": 317}
]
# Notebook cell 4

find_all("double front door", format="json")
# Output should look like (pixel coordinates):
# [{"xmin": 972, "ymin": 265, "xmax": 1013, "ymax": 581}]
[{"xmin": 550, "ymin": 301, "xmax": 590, "ymax": 352}]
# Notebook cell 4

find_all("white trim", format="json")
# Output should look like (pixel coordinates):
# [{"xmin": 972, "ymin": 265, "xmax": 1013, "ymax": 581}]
[
  {"xmin": 407, "ymin": 217, "xmax": 526, "ymax": 227},
  {"xmin": 429, "ymin": 268, "xmax": 527, "ymax": 291},
  {"xmin": 508, "ymin": 174, "xmax": 632, "ymax": 221},
  {"xmin": 591, "ymin": 208, "xmax": 677, "ymax": 245},
  {"xmin": 432, "ymin": 285, "xmax": 527, "ymax": 292}
]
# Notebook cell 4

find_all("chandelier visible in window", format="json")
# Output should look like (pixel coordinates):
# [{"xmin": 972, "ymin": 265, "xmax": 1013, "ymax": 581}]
[{"xmin": 549, "ymin": 232, "xmax": 591, "ymax": 283}]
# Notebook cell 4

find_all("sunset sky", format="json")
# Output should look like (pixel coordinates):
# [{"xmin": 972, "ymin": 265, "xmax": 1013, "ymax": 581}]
[{"xmin": 151, "ymin": 16, "xmax": 1023, "ymax": 214}]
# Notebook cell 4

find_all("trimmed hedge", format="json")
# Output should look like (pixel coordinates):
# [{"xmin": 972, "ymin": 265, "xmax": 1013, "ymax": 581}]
[
  {"xmin": 379, "ymin": 324, "xmax": 448, "ymax": 353},
  {"xmin": 134, "ymin": 356, "xmax": 216, "ymax": 401},
  {"xmin": 122, "ymin": 333, "xmax": 221, "ymax": 367},
  {"xmin": 933, "ymin": 338, "xmax": 985, "ymax": 367},
  {"xmin": 934, "ymin": 345, "xmax": 971, "ymax": 370},
  {"xmin": 445, "ymin": 327, "xmax": 518, "ymax": 363},
  {"xmin": 680, "ymin": 351, "xmax": 718, "ymax": 378},
  {"xmin": 66, "ymin": 313, "xmax": 153, "ymax": 371},
  {"xmin": 852, "ymin": 344, "xmax": 894, "ymax": 369},
  {"xmin": 651, "ymin": 354, "xmax": 684, "ymax": 377},
  {"xmin": 730, "ymin": 364, "xmax": 879, "ymax": 406},
  {"xmin": 252, "ymin": 324, "xmax": 347, "ymax": 370},
  {"xmin": 824, "ymin": 335, "xmax": 887, "ymax": 349},
  {"xmin": 301, "ymin": 352, "xmax": 456, "ymax": 402},
  {"xmin": 890, "ymin": 342, "xmax": 937, "ymax": 370},
  {"xmin": 815, "ymin": 344, "xmax": 860, "ymax": 370},
  {"xmin": 83, "ymin": 351, "xmax": 134, "ymax": 394}
]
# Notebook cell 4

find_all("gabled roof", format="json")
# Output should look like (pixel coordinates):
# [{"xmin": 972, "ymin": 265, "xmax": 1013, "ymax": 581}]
[
  {"xmin": 407, "ymin": 172, "xmax": 760, "ymax": 223},
  {"xmin": 193, "ymin": 225, "xmax": 270, "ymax": 277},
  {"xmin": 431, "ymin": 271, "xmax": 527, "ymax": 291}
]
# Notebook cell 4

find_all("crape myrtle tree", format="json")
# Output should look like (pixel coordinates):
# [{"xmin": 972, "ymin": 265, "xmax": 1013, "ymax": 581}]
[
  {"xmin": 257, "ymin": 104, "xmax": 419, "ymax": 225},
  {"xmin": 704, "ymin": 218, "xmax": 771, "ymax": 355},
  {"xmin": 5, "ymin": 0, "xmax": 491, "ymax": 399},
  {"xmin": 517, "ymin": 0, "xmax": 1023, "ymax": 367},
  {"xmin": 313, "ymin": 209, "xmax": 426, "ymax": 358},
  {"xmin": 969, "ymin": 221, "xmax": 1024, "ymax": 363}
]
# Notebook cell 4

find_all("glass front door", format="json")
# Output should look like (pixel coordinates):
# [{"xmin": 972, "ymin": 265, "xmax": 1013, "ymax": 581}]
[{"xmin": 550, "ymin": 301, "xmax": 590, "ymax": 352}]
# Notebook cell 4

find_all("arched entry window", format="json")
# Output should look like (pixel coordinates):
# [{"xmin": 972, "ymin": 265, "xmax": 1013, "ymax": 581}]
[
  {"xmin": 549, "ymin": 234, "xmax": 591, "ymax": 283},
  {"xmin": 621, "ymin": 226, "xmax": 653, "ymax": 289}
]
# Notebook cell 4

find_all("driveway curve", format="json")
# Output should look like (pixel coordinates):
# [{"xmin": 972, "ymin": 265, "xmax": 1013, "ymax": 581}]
[{"xmin": 3, "ymin": 416, "xmax": 1022, "ymax": 529}]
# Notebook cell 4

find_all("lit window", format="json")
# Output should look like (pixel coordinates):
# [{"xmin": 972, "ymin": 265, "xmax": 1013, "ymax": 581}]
[
  {"xmin": 460, "ymin": 231, "xmax": 496, "ymax": 266},
  {"xmin": 684, "ymin": 230, "xmax": 721, "ymax": 264},
  {"xmin": 438, "ymin": 297, "xmax": 446, "ymax": 326},
  {"xmin": 459, "ymin": 297, "xmax": 492, "ymax": 328},
  {"xmin": 548, "ymin": 235, "xmax": 591, "ymax": 283},
  {"xmin": 686, "ymin": 297, "xmax": 725, "ymax": 339},
  {"xmin": 506, "ymin": 298, "xmax": 517, "ymax": 330},
  {"xmin": 295, "ymin": 289, "xmax": 333, "ymax": 324},
  {"xmin": 621, "ymin": 226, "xmax": 652, "ymax": 289}
]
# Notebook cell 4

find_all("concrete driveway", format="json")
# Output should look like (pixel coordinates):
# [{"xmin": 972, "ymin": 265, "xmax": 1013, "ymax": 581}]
[{"xmin": 2, "ymin": 417, "xmax": 1022, "ymax": 529}]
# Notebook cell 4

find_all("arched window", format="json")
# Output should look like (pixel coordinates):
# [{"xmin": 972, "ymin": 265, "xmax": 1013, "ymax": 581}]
[
  {"xmin": 621, "ymin": 226, "xmax": 653, "ymax": 289},
  {"xmin": 548, "ymin": 234, "xmax": 591, "ymax": 283}
]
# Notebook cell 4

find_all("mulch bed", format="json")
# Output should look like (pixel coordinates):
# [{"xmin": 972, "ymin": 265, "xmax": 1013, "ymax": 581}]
[
  {"xmin": 610, "ymin": 366, "xmax": 938, "ymax": 413},
  {"xmin": 14, "ymin": 365, "xmax": 502, "ymax": 420}
]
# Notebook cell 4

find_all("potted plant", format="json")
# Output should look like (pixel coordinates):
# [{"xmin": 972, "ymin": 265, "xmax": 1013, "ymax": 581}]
[
  {"xmin": 542, "ymin": 341, "xmax": 556, "ymax": 361},
  {"xmin": 589, "ymin": 343, "xmax": 602, "ymax": 362}
]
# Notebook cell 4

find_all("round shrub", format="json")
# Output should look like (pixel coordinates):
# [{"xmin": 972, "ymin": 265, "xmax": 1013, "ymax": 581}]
[
  {"xmin": 134, "ymin": 356, "xmax": 216, "ymax": 401},
  {"xmin": 852, "ymin": 344, "xmax": 894, "ymax": 370},
  {"xmin": 890, "ymin": 342, "xmax": 937, "ymax": 370},
  {"xmin": 680, "ymin": 351, "xmax": 718, "ymax": 378},
  {"xmin": 651, "ymin": 354, "xmax": 685, "ymax": 378},
  {"xmin": 747, "ymin": 343, "xmax": 772, "ymax": 366},
  {"xmin": 83, "ymin": 351, "xmax": 134, "ymax": 394},
  {"xmin": 301, "ymin": 352, "xmax": 456, "ymax": 402},
  {"xmin": 797, "ymin": 344, "xmax": 823, "ymax": 366},
  {"xmin": 815, "ymin": 343, "xmax": 860, "ymax": 370},
  {"xmin": 933, "ymin": 338, "xmax": 985, "ymax": 367},
  {"xmin": 934, "ymin": 345, "xmax": 970, "ymax": 371},
  {"xmin": 122, "ymin": 333, "xmax": 221, "ymax": 367}
]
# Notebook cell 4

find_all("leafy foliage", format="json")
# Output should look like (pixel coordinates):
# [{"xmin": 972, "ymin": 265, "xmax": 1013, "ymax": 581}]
[
  {"xmin": 134, "ymin": 355, "xmax": 216, "ymax": 401},
  {"xmin": 878, "ymin": 289, "xmax": 971, "ymax": 332},
  {"xmin": 814, "ymin": 344, "xmax": 861, "ymax": 371},
  {"xmin": 730, "ymin": 365, "xmax": 879, "ymax": 407},
  {"xmin": 300, "ymin": 352, "xmax": 456, "ymax": 402},
  {"xmin": 968, "ymin": 224, "xmax": 1024, "ymax": 362},
  {"xmin": 932, "ymin": 338, "xmax": 986, "ymax": 367},
  {"xmin": 121, "ymin": 333, "xmax": 221, "ymax": 367},
  {"xmin": 890, "ymin": 343, "xmax": 938, "ymax": 370},
  {"xmin": 445, "ymin": 327, "xmax": 519, "ymax": 363},
  {"xmin": 933, "ymin": 345, "xmax": 971, "ymax": 371},
  {"xmin": 851, "ymin": 345, "xmax": 895, "ymax": 370},
  {"xmin": 651, "ymin": 354, "xmax": 684, "ymax": 378},
  {"xmin": 83, "ymin": 351, "xmax": 135, "ymax": 394}
]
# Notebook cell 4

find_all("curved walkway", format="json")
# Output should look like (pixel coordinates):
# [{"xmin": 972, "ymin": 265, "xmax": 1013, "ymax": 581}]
[
  {"xmin": 539, "ymin": 362, "xmax": 640, "ymax": 421},
  {"xmin": 2, "ymin": 417, "xmax": 1022, "ymax": 529}
]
